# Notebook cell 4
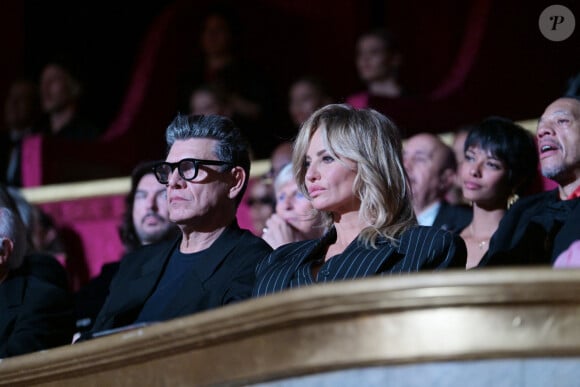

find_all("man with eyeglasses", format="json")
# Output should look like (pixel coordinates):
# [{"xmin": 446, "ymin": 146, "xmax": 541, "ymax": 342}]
[{"xmin": 84, "ymin": 114, "xmax": 272, "ymax": 338}]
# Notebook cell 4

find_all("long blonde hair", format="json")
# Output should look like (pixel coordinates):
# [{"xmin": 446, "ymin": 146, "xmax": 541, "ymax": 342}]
[{"xmin": 292, "ymin": 104, "xmax": 416, "ymax": 247}]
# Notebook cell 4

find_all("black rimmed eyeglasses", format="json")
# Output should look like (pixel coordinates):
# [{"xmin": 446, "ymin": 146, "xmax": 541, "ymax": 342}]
[{"xmin": 153, "ymin": 158, "xmax": 233, "ymax": 184}]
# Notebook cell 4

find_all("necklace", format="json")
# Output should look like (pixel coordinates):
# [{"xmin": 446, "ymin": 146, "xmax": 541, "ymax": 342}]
[{"xmin": 470, "ymin": 225, "xmax": 490, "ymax": 250}]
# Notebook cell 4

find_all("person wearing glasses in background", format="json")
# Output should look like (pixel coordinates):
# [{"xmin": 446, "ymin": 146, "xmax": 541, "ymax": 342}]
[{"xmin": 83, "ymin": 114, "xmax": 272, "ymax": 339}]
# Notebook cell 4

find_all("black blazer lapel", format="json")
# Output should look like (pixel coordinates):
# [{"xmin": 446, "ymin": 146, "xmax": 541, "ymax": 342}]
[
  {"xmin": 105, "ymin": 239, "xmax": 178, "ymax": 325},
  {"xmin": 160, "ymin": 225, "xmax": 246, "ymax": 318},
  {"xmin": 433, "ymin": 201, "xmax": 472, "ymax": 233}
]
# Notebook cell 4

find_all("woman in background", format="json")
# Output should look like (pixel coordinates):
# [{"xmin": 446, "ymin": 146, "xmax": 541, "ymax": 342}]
[
  {"xmin": 346, "ymin": 29, "xmax": 405, "ymax": 109},
  {"xmin": 459, "ymin": 117, "xmax": 538, "ymax": 268},
  {"xmin": 262, "ymin": 163, "xmax": 324, "ymax": 249}
]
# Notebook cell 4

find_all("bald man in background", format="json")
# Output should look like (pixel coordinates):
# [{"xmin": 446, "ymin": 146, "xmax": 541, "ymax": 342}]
[{"xmin": 403, "ymin": 133, "xmax": 472, "ymax": 233}]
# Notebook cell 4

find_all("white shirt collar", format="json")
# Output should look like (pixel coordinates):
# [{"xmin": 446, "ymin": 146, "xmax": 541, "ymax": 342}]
[{"xmin": 416, "ymin": 201, "xmax": 442, "ymax": 226}]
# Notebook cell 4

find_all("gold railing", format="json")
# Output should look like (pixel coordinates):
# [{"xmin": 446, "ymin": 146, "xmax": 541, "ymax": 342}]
[{"xmin": 1, "ymin": 268, "xmax": 579, "ymax": 386}]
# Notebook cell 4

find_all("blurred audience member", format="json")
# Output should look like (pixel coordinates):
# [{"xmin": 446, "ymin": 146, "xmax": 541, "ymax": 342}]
[
  {"xmin": 1, "ymin": 78, "xmax": 42, "ymax": 186},
  {"xmin": 189, "ymin": 83, "xmax": 232, "ymax": 117},
  {"xmin": 30, "ymin": 208, "xmax": 66, "ymax": 259},
  {"xmin": 452, "ymin": 126, "xmax": 472, "ymax": 166},
  {"xmin": 245, "ymin": 177, "xmax": 275, "ymax": 237},
  {"xmin": 0, "ymin": 184, "xmax": 69, "ymax": 291},
  {"xmin": 119, "ymin": 161, "xmax": 180, "ymax": 252},
  {"xmin": 266, "ymin": 141, "xmax": 293, "ymax": 181},
  {"xmin": 447, "ymin": 124, "xmax": 476, "ymax": 205},
  {"xmin": 39, "ymin": 60, "xmax": 101, "ymax": 140},
  {"xmin": 75, "ymin": 161, "xmax": 179, "ymax": 332},
  {"xmin": 0, "ymin": 206, "xmax": 73, "ymax": 358},
  {"xmin": 5, "ymin": 186, "xmax": 65, "ymax": 258},
  {"xmin": 288, "ymin": 75, "xmax": 332, "ymax": 127},
  {"xmin": 403, "ymin": 133, "xmax": 471, "ymax": 232},
  {"xmin": 178, "ymin": 5, "xmax": 278, "ymax": 158},
  {"xmin": 480, "ymin": 97, "xmax": 580, "ymax": 266},
  {"xmin": 262, "ymin": 164, "xmax": 324, "ymax": 249},
  {"xmin": 347, "ymin": 29, "xmax": 405, "ymax": 109},
  {"xmin": 458, "ymin": 117, "xmax": 538, "ymax": 268}
]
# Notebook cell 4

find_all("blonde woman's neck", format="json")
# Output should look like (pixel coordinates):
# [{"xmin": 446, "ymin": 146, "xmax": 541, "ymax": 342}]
[{"xmin": 330, "ymin": 211, "xmax": 366, "ymax": 255}]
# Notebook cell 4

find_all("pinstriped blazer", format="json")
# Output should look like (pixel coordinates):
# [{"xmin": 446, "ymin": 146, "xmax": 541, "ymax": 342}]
[{"xmin": 252, "ymin": 226, "xmax": 466, "ymax": 297}]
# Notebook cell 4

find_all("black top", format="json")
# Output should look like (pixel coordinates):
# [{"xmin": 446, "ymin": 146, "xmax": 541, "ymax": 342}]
[
  {"xmin": 135, "ymin": 249, "xmax": 203, "ymax": 323},
  {"xmin": 432, "ymin": 201, "xmax": 472, "ymax": 233},
  {"xmin": 479, "ymin": 189, "xmax": 580, "ymax": 266},
  {"xmin": 85, "ymin": 222, "xmax": 272, "ymax": 337},
  {"xmin": 0, "ymin": 257, "xmax": 74, "ymax": 358}
]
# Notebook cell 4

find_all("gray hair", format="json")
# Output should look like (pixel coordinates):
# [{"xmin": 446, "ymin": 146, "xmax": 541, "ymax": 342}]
[
  {"xmin": 0, "ymin": 207, "xmax": 28, "ymax": 269},
  {"xmin": 273, "ymin": 163, "xmax": 295, "ymax": 194},
  {"xmin": 165, "ymin": 114, "xmax": 251, "ymax": 205}
]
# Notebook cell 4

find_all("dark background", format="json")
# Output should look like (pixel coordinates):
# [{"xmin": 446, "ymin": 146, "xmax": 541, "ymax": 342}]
[
  {"xmin": 3, "ymin": 0, "xmax": 579, "ymax": 130},
  {"xmin": 1, "ymin": 0, "xmax": 579, "ymax": 185},
  {"xmin": 19, "ymin": 1, "xmax": 175, "ymax": 129}
]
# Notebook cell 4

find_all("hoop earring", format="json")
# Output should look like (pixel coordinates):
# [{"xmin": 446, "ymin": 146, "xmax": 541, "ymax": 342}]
[{"xmin": 507, "ymin": 193, "xmax": 519, "ymax": 209}]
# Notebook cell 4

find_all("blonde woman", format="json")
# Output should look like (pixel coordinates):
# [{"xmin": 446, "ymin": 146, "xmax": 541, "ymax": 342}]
[{"xmin": 253, "ymin": 104, "xmax": 466, "ymax": 297}]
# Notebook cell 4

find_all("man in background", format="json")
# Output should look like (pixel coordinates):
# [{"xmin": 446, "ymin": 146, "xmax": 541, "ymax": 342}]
[
  {"xmin": 1, "ymin": 78, "xmax": 41, "ymax": 186},
  {"xmin": 403, "ymin": 132, "xmax": 471, "ymax": 233},
  {"xmin": 1, "ymin": 206, "xmax": 73, "ymax": 358},
  {"xmin": 481, "ymin": 97, "xmax": 580, "ymax": 266},
  {"xmin": 74, "ymin": 161, "xmax": 178, "ymax": 332}
]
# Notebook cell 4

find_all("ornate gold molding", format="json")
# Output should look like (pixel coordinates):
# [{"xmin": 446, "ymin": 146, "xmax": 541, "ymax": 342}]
[{"xmin": 1, "ymin": 268, "xmax": 580, "ymax": 386}]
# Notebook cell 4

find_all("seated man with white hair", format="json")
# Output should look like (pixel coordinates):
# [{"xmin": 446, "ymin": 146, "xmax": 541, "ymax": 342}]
[{"xmin": 0, "ymin": 206, "xmax": 74, "ymax": 358}]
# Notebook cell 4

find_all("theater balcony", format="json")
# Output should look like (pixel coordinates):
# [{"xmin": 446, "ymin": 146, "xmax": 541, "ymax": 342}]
[{"xmin": 1, "ymin": 268, "xmax": 580, "ymax": 386}]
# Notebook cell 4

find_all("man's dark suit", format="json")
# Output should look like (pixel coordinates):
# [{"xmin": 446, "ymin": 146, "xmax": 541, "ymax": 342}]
[
  {"xmin": 0, "ymin": 260, "xmax": 74, "ymax": 358},
  {"xmin": 479, "ymin": 190, "xmax": 580, "ymax": 266},
  {"xmin": 253, "ymin": 226, "xmax": 466, "ymax": 297},
  {"xmin": 89, "ymin": 223, "xmax": 272, "ymax": 334},
  {"xmin": 432, "ymin": 201, "xmax": 472, "ymax": 233}
]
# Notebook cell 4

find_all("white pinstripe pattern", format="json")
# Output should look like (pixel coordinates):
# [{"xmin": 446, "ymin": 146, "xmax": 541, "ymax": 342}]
[{"xmin": 252, "ymin": 226, "xmax": 466, "ymax": 297}]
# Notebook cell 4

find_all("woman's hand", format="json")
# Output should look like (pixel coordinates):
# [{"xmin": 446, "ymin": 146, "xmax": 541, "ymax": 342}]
[{"xmin": 262, "ymin": 214, "xmax": 300, "ymax": 249}]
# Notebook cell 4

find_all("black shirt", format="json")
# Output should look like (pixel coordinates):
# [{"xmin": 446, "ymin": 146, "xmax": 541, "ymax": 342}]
[{"xmin": 135, "ymin": 248, "xmax": 203, "ymax": 323}]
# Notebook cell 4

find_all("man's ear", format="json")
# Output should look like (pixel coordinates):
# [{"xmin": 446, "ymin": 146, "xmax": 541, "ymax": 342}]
[
  {"xmin": 0, "ymin": 238, "xmax": 14, "ymax": 267},
  {"xmin": 228, "ymin": 166, "xmax": 247, "ymax": 200}
]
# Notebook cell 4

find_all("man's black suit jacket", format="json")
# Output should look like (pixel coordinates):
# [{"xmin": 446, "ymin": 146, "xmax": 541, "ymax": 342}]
[
  {"xmin": 253, "ymin": 225, "xmax": 467, "ymax": 297},
  {"xmin": 432, "ymin": 201, "xmax": 472, "ymax": 233},
  {"xmin": 89, "ymin": 223, "xmax": 272, "ymax": 334},
  {"xmin": 479, "ymin": 189, "xmax": 580, "ymax": 266},
  {"xmin": 0, "ymin": 260, "xmax": 74, "ymax": 358}
]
